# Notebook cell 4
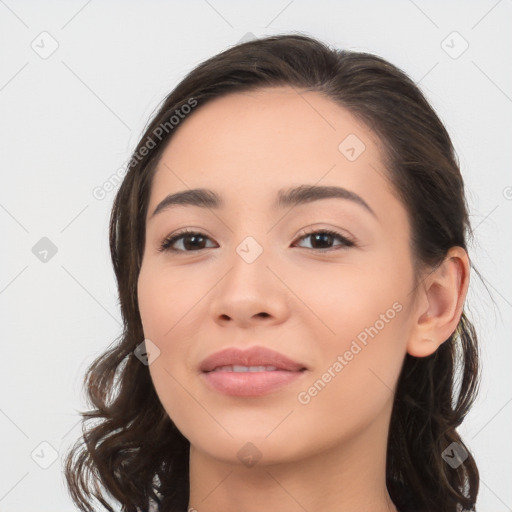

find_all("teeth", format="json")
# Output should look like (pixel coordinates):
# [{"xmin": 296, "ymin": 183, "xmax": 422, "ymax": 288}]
[{"xmin": 213, "ymin": 365, "xmax": 279, "ymax": 372}]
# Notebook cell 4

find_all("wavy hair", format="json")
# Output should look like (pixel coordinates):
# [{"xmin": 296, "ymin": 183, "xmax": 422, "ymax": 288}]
[{"xmin": 63, "ymin": 33, "xmax": 481, "ymax": 512}]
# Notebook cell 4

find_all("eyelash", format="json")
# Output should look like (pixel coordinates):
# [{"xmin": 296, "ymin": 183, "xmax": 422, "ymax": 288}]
[{"xmin": 158, "ymin": 227, "xmax": 356, "ymax": 253}]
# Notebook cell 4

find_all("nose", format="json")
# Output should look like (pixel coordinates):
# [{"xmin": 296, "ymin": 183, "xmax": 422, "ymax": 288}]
[{"xmin": 208, "ymin": 243, "xmax": 290, "ymax": 328}]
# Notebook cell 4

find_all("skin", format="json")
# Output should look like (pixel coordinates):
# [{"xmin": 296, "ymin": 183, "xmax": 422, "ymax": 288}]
[{"xmin": 137, "ymin": 86, "xmax": 470, "ymax": 512}]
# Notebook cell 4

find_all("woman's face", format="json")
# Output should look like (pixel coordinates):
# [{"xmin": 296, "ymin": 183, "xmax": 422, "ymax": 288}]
[{"xmin": 137, "ymin": 86, "xmax": 418, "ymax": 465}]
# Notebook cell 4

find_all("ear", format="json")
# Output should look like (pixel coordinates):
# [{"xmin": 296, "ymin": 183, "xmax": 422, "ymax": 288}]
[{"xmin": 407, "ymin": 246, "xmax": 470, "ymax": 358}]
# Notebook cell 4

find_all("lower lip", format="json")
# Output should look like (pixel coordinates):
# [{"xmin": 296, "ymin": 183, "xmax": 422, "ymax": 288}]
[{"xmin": 201, "ymin": 369, "xmax": 306, "ymax": 397}]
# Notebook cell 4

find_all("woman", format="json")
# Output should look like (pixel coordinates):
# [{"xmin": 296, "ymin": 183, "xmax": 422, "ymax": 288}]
[{"xmin": 64, "ymin": 33, "xmax": 481, "ymax": 512}]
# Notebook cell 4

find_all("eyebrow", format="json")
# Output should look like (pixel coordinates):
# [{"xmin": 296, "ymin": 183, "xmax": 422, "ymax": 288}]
[{"xmin": 150, "ymin": 184, "xmax": 377, "ymax": 220}]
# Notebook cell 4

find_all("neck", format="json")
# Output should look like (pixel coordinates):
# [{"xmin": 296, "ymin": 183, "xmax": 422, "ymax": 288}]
[{"xmin": 187, "ymin": 405, "xmax": 398, "ymax": 512}]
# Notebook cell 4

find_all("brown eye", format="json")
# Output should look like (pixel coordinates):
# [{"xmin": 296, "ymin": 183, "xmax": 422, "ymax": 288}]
[
  {"xmin": 159, "ymin": 230, "xmax": 216, "ymax": 252},
  {"xmin": 294, "ymin": 229, "xmax": 355, "ymax": 251},
  {"xmin": 158, "ymin": 228, "xmax": 356, "ymax": 254}
]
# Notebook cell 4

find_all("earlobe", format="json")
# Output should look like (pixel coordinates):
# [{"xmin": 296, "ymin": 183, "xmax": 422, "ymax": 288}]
[
  {"xmin": 407, "ymin": 337, "xmax": 440, "ymax": 358},
  {"xmin": 406, "ymin": 247, "xmax": 470, "ymax": 358}
]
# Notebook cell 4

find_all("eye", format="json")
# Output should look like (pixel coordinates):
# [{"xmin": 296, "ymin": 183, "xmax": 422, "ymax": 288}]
[
  {"xmin": 158, "ymin": 228, "xmax": 356, "ymax": 253},
  {"xmin": 158, "ymin": 229, "xmax": 216, "ymax": 253},
  {"xmin": 293, "ymin": 228, "xmax": 355, "ymax": 252}
]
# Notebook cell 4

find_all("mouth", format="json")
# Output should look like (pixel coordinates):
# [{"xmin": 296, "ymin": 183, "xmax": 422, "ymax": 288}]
[
  {"xmin": 201, "ymin": 367, "xmax": 307, "ymax": 397},
  {"xmin": 208, "ymin": 365, "xmax": 304, "ymax": 373},
  {"xmin": 199, "ymin": 346, "xmax": 308, "ymax": 397},
  {"xmin": 199, "ymin": 346, "xmax": 307, "ymax": 373}
]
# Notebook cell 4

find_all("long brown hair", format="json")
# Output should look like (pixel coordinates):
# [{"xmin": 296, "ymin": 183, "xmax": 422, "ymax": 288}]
[{"xmin": 63, "ymin": 33, "xmax": 481, "ymax": 512}]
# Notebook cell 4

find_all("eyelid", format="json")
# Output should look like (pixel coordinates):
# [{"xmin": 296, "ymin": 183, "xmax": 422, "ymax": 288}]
[
  {"xmin": 294, "ymin": 225, "xmax": 356, "ymax": 245},
  {"xmin": 158, "ymin": 225, "xmax": 357, "ymax": 254},
  {"xmin": 158, "ymin": 227, "xmax": 216, "ymax": 253}
]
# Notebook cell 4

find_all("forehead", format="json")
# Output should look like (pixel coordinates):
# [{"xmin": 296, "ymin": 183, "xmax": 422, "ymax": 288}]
[{"xmin": 147, "ymin": 86, "xmax": 399, "ymax": 221}]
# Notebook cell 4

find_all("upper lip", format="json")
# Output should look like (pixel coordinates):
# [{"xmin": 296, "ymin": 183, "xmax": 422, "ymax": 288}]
[{"xmin": 199, "ymin": 346, "xmax": 307, "ymax": 372}]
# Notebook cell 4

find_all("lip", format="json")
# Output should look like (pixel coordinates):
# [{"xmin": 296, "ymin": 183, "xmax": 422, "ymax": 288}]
[
  {"xmin": 199, "ymin": 346, "xmax": 308, "ymax": 397},
  {"xmin": 199, "ymin": 346, "xmax": 307, "ymax": 373}
]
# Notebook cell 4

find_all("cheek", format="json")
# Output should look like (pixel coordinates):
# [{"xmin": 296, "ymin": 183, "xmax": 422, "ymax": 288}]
[
  {"xmin": 137, "ymin": 263, "xmax": 203, "ymax": 338},
  {"xmin": 137, "ymin": 264, "xmax": 205, "ymax": 425},
  {"xmin": 292, "ymin": 256, "xmax": 406, "ymax": 344},
  {"xmin": 294, "ymin": 301, "xmax": 407, "ymax": 448},
  {"xmin": 137, "ymin": 267, "xmax": 195, "ymax": 382},
  {"xmin": 138, "ymin": 263, "xmax": 165, "ymax": 335},
  {"xmin": 295, "ymin": 261, "xmax": 408, "ymax": 407}
]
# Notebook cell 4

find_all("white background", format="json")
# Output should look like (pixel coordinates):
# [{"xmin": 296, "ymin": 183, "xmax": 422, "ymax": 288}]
[{"xmin": 1, "ymin": 1, "xmax": 511, "ymax": 510}]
